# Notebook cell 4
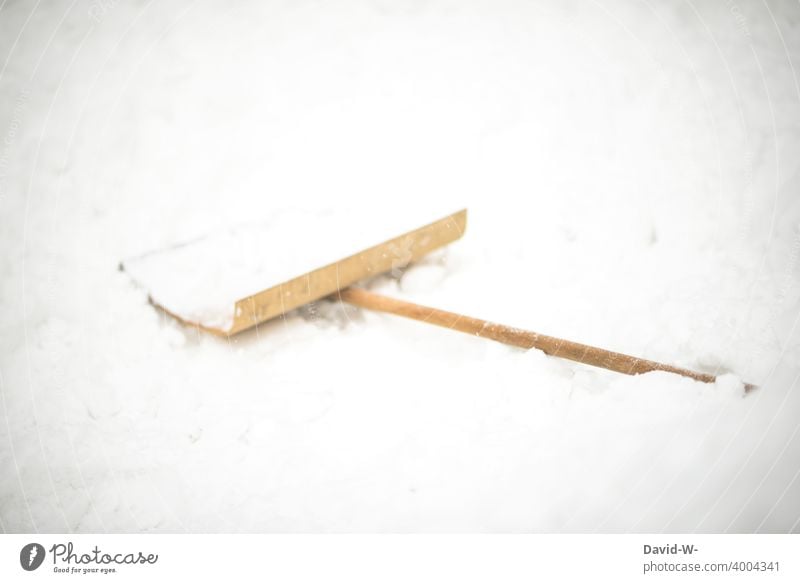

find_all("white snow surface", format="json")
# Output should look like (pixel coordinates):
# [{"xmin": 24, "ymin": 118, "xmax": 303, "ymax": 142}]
[{"xmin": 1, "ymin": 0, "xmax": 799, "ymax": 533}]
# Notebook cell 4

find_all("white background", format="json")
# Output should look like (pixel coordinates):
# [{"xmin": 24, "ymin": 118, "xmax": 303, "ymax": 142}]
[
  {"xmin": 0, "ymin": 534, "xmax": 798, "ymax": 582},
  {"xmin": 1, "ymin": 0, "xmax": 799, "ymax": 533}
]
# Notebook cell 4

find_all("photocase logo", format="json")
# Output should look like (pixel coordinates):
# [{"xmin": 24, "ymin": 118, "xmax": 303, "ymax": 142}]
[
  {"xmin": 20, "ymin": 543, "xmax": 46, "ymax": 571},
  {"xmin": 16, "ymin": 541, "xmax": 158, "ymax": 575}
]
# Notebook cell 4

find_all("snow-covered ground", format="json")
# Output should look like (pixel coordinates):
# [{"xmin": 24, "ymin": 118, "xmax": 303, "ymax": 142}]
[{"xmin": 1, "ymin": 0, "xmax": 799, "ymax": 533}]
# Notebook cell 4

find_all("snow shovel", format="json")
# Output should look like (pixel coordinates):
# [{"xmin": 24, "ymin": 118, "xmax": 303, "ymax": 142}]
[{"xmin": 121, "ymin": 208, "xmax": 752, "ymax": 390}]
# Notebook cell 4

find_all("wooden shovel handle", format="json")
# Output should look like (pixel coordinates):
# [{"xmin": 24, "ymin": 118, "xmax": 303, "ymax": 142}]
[{"xmin": 338, "ymin": 287, "xmax": 753, "ymax": 391}]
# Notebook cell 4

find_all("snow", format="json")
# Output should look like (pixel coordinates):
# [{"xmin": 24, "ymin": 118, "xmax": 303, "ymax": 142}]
[{"xmin": 1, "ymin": 0, "xmax": 799, "ymax": 533}]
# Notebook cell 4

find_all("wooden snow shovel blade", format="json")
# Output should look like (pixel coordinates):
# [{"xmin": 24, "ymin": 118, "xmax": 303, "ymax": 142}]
[
  {"xmin": 121, "ymin": 209, "xmax": 469, "ymax": 335},
  {"xmin": 121, "ymin": 208, "xmax": 753, "ymax": 391}
]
